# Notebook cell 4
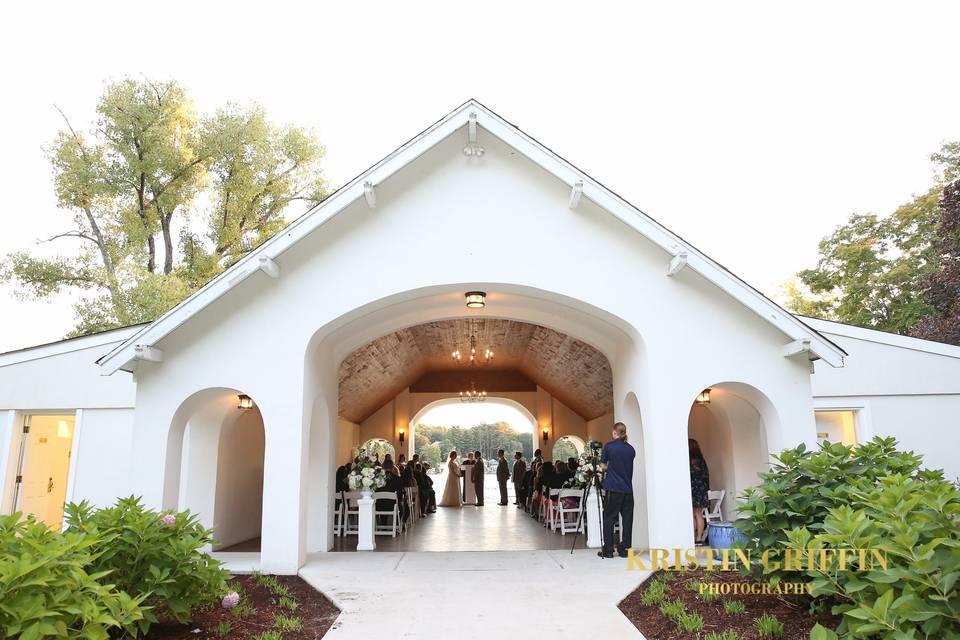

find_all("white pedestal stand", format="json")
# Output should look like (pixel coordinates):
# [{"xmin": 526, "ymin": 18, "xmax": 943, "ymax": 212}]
[
  {"xmin": 585, "ymin": 485, "xmax": 602, "ymax": 549},
  {"xmin": 357, "ymin": 490, "xmax": 376, "ymax": 551}
]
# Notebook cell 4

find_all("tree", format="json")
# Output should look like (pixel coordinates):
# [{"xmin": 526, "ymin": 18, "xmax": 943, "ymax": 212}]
[
  {"xmin": 910, "ymin": 180, "xmax": 960, "ymax": 345},
  {"xmin": 2, "ymin": 78, "xmax": 327, "ymax": 336},
  {"xmin": 787, "ymin": 141, "xmax": 959, "ymax": 334}
]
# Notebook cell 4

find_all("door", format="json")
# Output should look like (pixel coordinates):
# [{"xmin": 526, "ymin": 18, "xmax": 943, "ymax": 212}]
[{"xmin": 14, "ymin": 415, "xmax": 75, "ymax": 528}]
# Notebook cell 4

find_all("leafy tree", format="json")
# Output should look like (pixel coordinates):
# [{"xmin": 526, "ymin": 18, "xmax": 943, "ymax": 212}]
[
  {"xmin": 788, "ymin": 140, "xmax": 959, "ymax": 335},
  {"xmin": 910, "ymin": 180, "xmax": 960, "ymax": 345},
  {"xmin": 2, "ymin": 78, "xmax": 327, "ymax": 336}
]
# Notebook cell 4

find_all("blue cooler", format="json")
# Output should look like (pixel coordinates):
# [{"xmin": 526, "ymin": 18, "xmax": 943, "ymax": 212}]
[{"xmin": 708, "ymin": 522, "xmax": 745, "ymax": 549}]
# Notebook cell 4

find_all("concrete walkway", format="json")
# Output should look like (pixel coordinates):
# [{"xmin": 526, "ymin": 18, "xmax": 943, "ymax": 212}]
[{"xmin": 299, "ymin": 549, "xmax": 649, "ymax": 639}]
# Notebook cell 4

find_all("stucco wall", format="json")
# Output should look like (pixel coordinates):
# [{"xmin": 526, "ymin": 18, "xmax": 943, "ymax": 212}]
[{"xmin": 70, "ymin": 408, "xmax": 136, "ymax": 509}]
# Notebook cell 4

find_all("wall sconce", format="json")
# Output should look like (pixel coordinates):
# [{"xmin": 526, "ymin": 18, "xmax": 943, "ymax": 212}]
[
  {"xmin": 465, "ymin": 291, "xmax": 486, "ymax": 309},
  {"xmin": 695, "ymin": 389, "xmax": 711, "ymax": 405},
  {"xmin": 542, "ymin": 427, "xmax": 550, "ymax": 442},
  {"xmin": 237, "ymin": 394, "xmax": 254, "ymax": 410},
  {"xmin": 398, "ymin": 429, "xmax": 405, "ymax": 444}
]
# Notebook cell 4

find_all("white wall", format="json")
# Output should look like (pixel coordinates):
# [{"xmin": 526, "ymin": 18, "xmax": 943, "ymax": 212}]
[
  {"xmin": 69, "ymin": 408, "xmax": 135, "ymax": 509},
  {"xmin": 807, "ymin": 319, "xmax": 960, "ymax": 481},
  {"xmin": 213, "ymin": 409, "xmax": 265, "ymax": 549},
  {"xmin": 336, "ymin": 418, "xmax": 359, "ymax": 465}
]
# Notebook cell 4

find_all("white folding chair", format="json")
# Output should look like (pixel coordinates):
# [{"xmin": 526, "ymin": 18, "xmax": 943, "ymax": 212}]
[
  {"xmin": 373, "ymin": 491, "xmax": 400, "ymax": 537},
  {"xmin": 333, "ymin": 491, "xmax": 345, "ymax": 536},
  {"xmin": 545, "ymin": 488, "xmax": 561, "ymax": 529},
  {"xmin": 343, "ymin": 491, "xmax": 360, "ymax": 535},
  {"xmin": 701, "ymin": 490, "xmax": 725, "ymax": 541},
  {"xmin": 556, "ymin": 489, "xmax": 582, "ymax": 535}
]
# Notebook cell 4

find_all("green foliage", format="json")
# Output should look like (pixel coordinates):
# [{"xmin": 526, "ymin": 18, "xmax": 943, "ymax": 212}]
[
  {"xmin": 251, "ymin": 632, "xmax": 282, "ymax": 640},
  {"xmin": 64, "ymin": 496, "xmax": 228, "ymax": 625},
  {"xmin": 415, "ymin": 421, "xmax": 534, "ymax": 462},
  {"xmin": 2, "ymin": 77, "xmax": 328, "ymax": 336},
  {"xmin": 640, "ymin": 577, "xmax": 668, "ymax": 605},
  {"xmin": 0, "ymin": 513, "xmax": 147, "ymax": 640},
  {"xmin": 278, "ymin": 596, "xmax": 299, "ymax": 611},
  {"xmin": 809, "ymin": 623, "xmax": 839, "ymax": 640},
  {"xmin": 698, "ymin": 585, "xmax": 720, "ymax": 603},
  {"xmin": 659, "ymin": 597, "xmax": 686, "ymax": 619},
  {"xmin": 910, "ymin": 180, "xmax": 960, "ymax": 345},
  {"xmin": 273, "ymin": 614, "xmax": 303, "ymax": 633},
  {"xmin": 216, "ymin": 619, "xmax": 233, "ymax": 637},
  {"xmin": 786, "ymin": 474, "xmax": 960, "ymax": 638},
  {"xmin": 754, "ymin": 613, "xmax": 784, "ymax": 637},
  {"xmin": 723, "ymin": 599, "xmax": 746, "ymax": 614},
  {"xmin": 705, "ymin": 631, "xmax": 741, "ymax": 640},
  {"xmin": 736, "ymin": 437, "xmax": 931, "ymax": 584},
  {"xmin": 675, "ymin": 610, "xmax": 704, "ymax": 633}
]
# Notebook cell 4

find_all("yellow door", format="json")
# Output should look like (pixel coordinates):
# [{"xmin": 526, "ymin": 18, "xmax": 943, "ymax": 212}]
[{"xmin": 15, "ymin": 416, "xmax": 75, "ymax": 529}]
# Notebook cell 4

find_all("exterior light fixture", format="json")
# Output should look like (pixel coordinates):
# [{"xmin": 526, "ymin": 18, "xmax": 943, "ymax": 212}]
[
  {"xmin": 237, "ymin": 394, "xmax": 254, "ymax": 410},
  {"xmin": 465, "ymin": 291, "xmax": 486, "ymax": 309},
  {"xmin": 399, "ymin": 429, "xmax": 405, "ymax": 444},
  {"xmin": 695, "ymin": 389, "xmax": 711, "ymax": 405},
  {"xmin": 542, "ymin": 427, "xmax": 550, "ymax": 442}
]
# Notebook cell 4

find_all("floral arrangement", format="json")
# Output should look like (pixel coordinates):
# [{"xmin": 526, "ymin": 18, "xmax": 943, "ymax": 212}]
[
  {"xmin": 566, "ymin": 440, "xmax": 605, "ymax": 489},
  {"xmin": 347, "ymin": 447, "xmax": 387, "ymax": 492}
]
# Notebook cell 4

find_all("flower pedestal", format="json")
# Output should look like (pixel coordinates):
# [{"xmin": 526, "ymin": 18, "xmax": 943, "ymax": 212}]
[
  {"xmin": 585, "ymin": 485, "xmax": 602, "ymax": 549},
  {"xmin": 357, "ymin": 490, "xmax": 376, "ymax": 551}
]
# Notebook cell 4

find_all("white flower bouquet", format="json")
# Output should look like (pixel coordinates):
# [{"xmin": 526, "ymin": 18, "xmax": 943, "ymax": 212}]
[
  {"xmin": 347, "ymin": 447, "xmax": 387, "ymax": 491},
  {"xmin": 567, "ymin": 441, "xmax": 605, "ymax": 489}
]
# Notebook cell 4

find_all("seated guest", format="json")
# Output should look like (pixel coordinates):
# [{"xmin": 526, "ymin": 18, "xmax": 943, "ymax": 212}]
[
  {"xmin": 568, "ymin": 457, "xmax": 579, "ymax": 472},
  {"xmin": 380, "ymin": 460, "xmax": 408, "ymax": 524},
  {"xmin": 416, "ymin": 463, "xmax": 436, "ymax": 514},
  {"xmin": 335, "ymin": 464, "xmax": 350, "ymax": 492},
  {"xmin": 548, "ymin": 461, "xmax": 569, "ymax": 489}
]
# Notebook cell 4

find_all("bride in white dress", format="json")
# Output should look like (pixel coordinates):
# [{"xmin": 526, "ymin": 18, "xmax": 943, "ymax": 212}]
[{"xmin": 438, "ymin": 450, "xmax": 463, "ymax": 507}]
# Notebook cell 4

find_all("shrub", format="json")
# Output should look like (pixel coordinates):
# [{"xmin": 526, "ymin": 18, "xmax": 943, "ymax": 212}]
[
  {"xmin": 675, "ymin": 611, "xmax": 704, "ymax": 633},
  {"xmin": 736, "ymin": 437, "xmax": 933, "ymax": 585},
  {"xmin": 278, "ymin": 596, "xmax": 299, "ymax": 611},
  {"xmin": 705, "ymin": 631, "xmax": 741, "ymax": 640},
  {"xmin": 786, "ymin": 474, "xmax": 960, "ymax": 638},
  {"xmin": 723, "ymin": 599, "xmax": 746, "ymax": 614},
  {"xmin": 659, "ymin": 598, "xmax": 685, "ymax": 619},
  {"xmin": 65, "ymin": 496, "xmax": 229, "ymax": 625},
  {"xmin": 640, "ymin": 577, "xmax": 668, "ymax": 605},
  {"xmin": 274, "ymin": 614, "xmax": 304, "ymax": 633},
  {"xmin": 754, "ymin": 613, "xmax": 784, "ymax": 637},
  {"xmin": 0, "ymin": 513, "xmax": 147, "ymax": 639}
]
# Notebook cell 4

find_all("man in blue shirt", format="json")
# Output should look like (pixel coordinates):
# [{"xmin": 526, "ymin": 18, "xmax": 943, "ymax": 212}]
[{"xmin": 599, "ymin": 422, "xmax": 635, "ymax": 558}]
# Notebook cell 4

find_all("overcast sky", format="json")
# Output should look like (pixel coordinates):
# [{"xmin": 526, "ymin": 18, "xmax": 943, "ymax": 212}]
[{"xmin": 1, "ymin": 1, "xmax": 958, "ymax": 353}]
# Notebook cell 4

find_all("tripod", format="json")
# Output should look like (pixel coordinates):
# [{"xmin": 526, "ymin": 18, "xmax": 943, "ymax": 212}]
[{"xmin": 569, "ymin": 471, "xmax": 604, "ymax": 553}]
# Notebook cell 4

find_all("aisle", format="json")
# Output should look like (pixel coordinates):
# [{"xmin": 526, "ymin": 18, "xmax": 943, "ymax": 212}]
[
  {"xmin": 300, "ymin": 549, "xmax": 649, "ymax": 638},
  {"xmin": 332, "ymin": 469, "xmax": 582, "ymax": 552}
]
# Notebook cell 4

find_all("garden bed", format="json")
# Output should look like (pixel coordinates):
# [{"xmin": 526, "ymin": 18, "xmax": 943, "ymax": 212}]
[
  {"xmin": 145, "ymin": 574, "xmax": 340, "ymax": 640},
  {"xmin": 619, "ymin": 568, "xmax": 840, "ymax": 640}
]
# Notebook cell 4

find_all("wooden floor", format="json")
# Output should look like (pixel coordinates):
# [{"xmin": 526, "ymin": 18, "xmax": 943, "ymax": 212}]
[{"xmin": 219, "ymin": 471, "xmax": 586, "ymax": 553}]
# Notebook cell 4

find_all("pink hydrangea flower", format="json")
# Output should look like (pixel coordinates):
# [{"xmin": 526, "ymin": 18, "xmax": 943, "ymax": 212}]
[
  {"xmin": 221, "ymin": 592, "xmax": 240, "ymax": 609},
  {"xmin": 160, "ymin": 514, "xmax": 177, "ymax": 527}
]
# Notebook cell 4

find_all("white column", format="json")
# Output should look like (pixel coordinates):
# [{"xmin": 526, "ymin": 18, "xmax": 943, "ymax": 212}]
[
  {"xmin": 585, "ymin": 485, "xmax": 602, "ymax": 548},
  {"xmin": 0, "ymin": 410, "xmax": 17, "ymax": 513},
  {"xmin": 356, "ymin": 493, "xmax": 376, "ymax": 551}
]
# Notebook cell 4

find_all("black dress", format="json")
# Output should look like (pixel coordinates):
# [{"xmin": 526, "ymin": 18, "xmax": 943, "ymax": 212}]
[{"xmin": 690, "ymin": 456, "xmax": 710, "ymax": 509}]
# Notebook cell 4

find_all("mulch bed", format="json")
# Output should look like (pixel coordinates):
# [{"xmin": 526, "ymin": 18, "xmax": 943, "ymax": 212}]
[
  {"xmin": 619, "ymin": 568, "xmax": 841, "ymax": 640},
  {"xmin": 145, "ymin": 575, "xmax": 340, "ymax": 640}
]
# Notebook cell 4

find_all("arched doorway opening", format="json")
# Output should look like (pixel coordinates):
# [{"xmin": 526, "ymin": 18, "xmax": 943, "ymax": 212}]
[
  {"xmin": 166, "ymin": 388, "xmax": 265, "ymax": 552},
  {"xmin": 686, "ymin": 382, "xmax": 776, "ymax": 539},
  {"xmin": 552, "ymin": 435, "xmax": 585, "ymax": 461},
  {"xmin": 359, "ymin": 437, "xmax": 395, "ymax": 463}
]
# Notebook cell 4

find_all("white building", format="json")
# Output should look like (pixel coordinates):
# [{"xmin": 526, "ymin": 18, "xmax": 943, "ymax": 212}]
[{"xmin": 1, "ymin": 101, "xmax": 958, "ymax": 574}]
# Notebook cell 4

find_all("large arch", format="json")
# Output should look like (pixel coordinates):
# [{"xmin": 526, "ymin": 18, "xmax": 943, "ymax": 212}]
[
  {"xmin": 301, "ymin": 283, "xmax": 648, "ymax": 553},
  {"xmin": 621, "ymin": 391, "xmax": 650, "ymax": 550}
]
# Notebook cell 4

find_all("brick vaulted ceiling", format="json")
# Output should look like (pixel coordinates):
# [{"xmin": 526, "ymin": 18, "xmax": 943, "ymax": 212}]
[{"xmin": 338, "ymin": 319, "xmax": 614, "ymax": 423}]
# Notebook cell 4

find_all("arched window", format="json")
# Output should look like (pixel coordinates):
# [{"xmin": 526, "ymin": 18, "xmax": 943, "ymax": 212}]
[{"xmin": 360, "ymin": 438, "xmax": 396, "ymax": 462}]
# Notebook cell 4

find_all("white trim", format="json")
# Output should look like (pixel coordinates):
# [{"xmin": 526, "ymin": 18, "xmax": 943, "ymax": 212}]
[
  {"xmin": 0, "ymin": 410, "xmax": 16, "ymax": 514},
  {"xmin": 64, "ymin": 409, "xmax": 83, "ymax": 507},
  {"xmin": 97, "ymin": 100, "xmax": 846, "ymax": 374},
  {"xmin": 802, "ymin": 316, "xmax": 960, "ymax": 360},
  {"xmin": 0, "ymin": 325, "xmax": 142, "ymax": 368}
]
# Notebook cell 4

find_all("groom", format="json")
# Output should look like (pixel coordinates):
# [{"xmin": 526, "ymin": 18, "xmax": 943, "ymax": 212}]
[{"xmin": 472, "ymin": 451, "xmax": 485, "ymax": 506}]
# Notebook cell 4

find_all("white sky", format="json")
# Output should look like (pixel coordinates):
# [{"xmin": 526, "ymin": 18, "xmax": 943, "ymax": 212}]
[
  {"xmin": 1, "ymin": 1, "xmax": 958, "ymax": 353},
  {"xmin": 414, "ymin": 401, "xmax": 535, "ymax": 433}
]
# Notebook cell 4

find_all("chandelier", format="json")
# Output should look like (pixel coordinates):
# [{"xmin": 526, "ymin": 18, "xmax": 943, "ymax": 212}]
[{"xmin": 454, "ymin": 321, "xmax": 492, "ymax": 402}]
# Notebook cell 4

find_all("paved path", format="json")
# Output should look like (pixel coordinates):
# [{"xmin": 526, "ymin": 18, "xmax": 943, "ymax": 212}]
[{"xmin": 299, "ymin": 550, "xmax": 649, "ymax": 639}]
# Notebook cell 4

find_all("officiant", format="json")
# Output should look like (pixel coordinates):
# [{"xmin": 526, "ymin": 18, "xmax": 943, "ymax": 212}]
[{"xmin": 461, "ymin": 452, "xmax": 476, "ymax": 501}]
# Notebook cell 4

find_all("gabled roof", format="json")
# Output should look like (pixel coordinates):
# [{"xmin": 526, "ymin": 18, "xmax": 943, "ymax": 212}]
[
  {"xmin": 98, "ymin": 99, "xmax": 846, "ymax": 374},
  {"xmin": 1, "ymin": 323, "xmax": 145, "ymax": 368}
]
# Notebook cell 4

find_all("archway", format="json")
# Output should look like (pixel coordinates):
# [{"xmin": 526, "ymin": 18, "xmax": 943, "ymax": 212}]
[
  {"xmin": 359, "ymin": 437, "xmax": 395, "ymax": 462},
  {"xmin": 165, "ymin": 388, "xmax": 265, "ymax": 552},
  {"xmin": 552, "ymin": 435, "xmax": 584, "ymax": 461},
  {"xmin": 686, "ymin": 382, "xmax": 777, "ymax": 529},
  {"xmin": 302, "ymin": 284, "xmax": 646, "ymax": 553}
]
